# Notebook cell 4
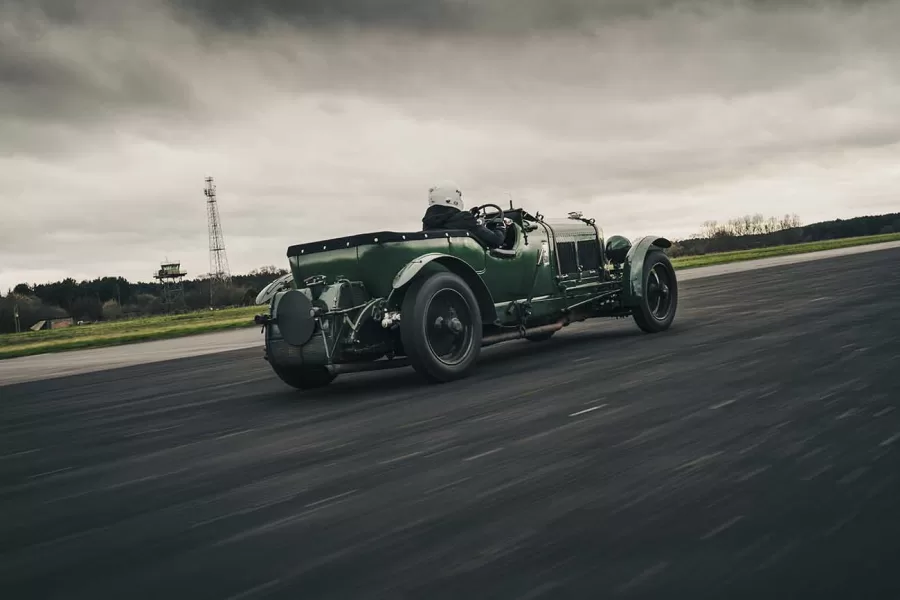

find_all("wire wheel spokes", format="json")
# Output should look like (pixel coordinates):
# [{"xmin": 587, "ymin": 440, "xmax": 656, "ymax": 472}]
[
  {"xmin": 424, "ymin": 288, "xmax": 475, "ymax": 366},
  {"xmin": 646, "ymin": 263, "xmax": 673, "ymax": 320}
]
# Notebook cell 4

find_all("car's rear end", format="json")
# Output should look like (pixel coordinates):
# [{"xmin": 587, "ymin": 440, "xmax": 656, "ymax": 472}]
[{"xmin": 260, "ymin": 229, "xmax": 477, "ymax": 388}]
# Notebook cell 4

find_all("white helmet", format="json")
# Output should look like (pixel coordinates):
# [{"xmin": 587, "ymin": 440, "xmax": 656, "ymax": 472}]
[{"xmin": 428, "ymin": 182, "xmax": 464, "ymax": 210}]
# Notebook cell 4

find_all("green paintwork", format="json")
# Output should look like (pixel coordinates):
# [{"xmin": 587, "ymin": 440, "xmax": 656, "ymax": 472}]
[
  {"xmin": 605, "ymin": 235, "xmax": 632, "ymax": 263},
  {"xmin": 389, "ymin": 252, "xmax": 497, "ymax": 323},
  {"xmin": 264, "ymin": 207, "xmax": 675, "ymax": 370}
]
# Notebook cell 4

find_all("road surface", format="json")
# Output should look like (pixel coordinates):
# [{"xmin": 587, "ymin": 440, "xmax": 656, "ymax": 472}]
[{"xmin": 1, "ymin": 247, "xmax": 899, "ymax": 599}]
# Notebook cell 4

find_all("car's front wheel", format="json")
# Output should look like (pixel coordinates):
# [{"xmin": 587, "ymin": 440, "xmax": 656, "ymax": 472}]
[
  {"xmin": 632, "ymin": 251, "xmax": 678, "ymax": 333},
  {"xmin": 400, "ymin": 272, "xmax": 483, "ymax": 382}
]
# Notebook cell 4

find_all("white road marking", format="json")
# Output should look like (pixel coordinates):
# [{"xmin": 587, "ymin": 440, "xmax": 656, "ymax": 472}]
[
  {"xmin": 838, "ymin": 467, "xmax": 869, "ymax": 485},
  {"xmin": 710, "ymin": 398, "xmax": 737, "ymax": 410},
  {"xmin": 677, "ymin": 451, "xmax": 724, "ymax": 471},
  {"xmin": 569, "ymin": 404, "xmax": 608, "ymax": 417},
  {"xmin": 879, "ymin": 433, "xmax": 900, "ymax": 447},
  {"xmin": 27, "ymin": 466, "xmax": 73, "ymax": 479},
  {"xmin": 304, "ymin": 489, "xmax": 358, "ymax": 509},
  {"xmin": 225, "ymin": 578, "xmax": 284, "ymax": 600},
  {"xmin": 801, "ymin": 464, "xmax": 833, "ymax": 481},
  {"xmin": 615, "ymin": 561, "xmax": 670, "ymax": 593},
  {"xmin": 463, "ymin": 447, "xmax": 504, "ymax": 461},
  {"xmin": 735, "ymin": 466, "xmax": 771, "ymax": 482},
  {"xmin": 377, "ymin": 451, "xmax": 424, "ymax": 465},
  {"xmin": 424, "ymin": 477, "xmax": 471, "ymax": 495},
  {"xmin": 701, "ymin": 516, "xmax": 744, "ymax": 540},
  {"xmin": 0, "ymin": 449, "xmax": 40, "ymax": 461}
]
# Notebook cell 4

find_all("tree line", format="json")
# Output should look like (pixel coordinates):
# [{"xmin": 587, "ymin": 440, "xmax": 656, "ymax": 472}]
[
  {"xmin": 0, "ymin": 266, "xmax": 288, "ymax": 334},
  {"xmin": 4, "ymin": 211, "xmax": 899, "ymax": 334},
  {"xmin": 668, "ymin": 212, "xmax": 900, "ymax": 257}
]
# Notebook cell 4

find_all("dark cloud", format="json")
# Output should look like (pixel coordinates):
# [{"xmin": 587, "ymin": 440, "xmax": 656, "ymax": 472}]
[
  {"xmin": 2, "ymin": 0, "xmax": 82, "ymax": 24},
  {"xmin": 167, "ymin": 0, "xmax": 890, "ymax": 32},
  {"xmin": 0, "ymin": 1, "xmax": 199, "ymax": 128},
  {"xmin": 170, "ymin": 0, "xmax": 470, "ymax": 31},
  {"xmin": 1, "ymin": 0, "xmax": 899, "ymax": 290}
]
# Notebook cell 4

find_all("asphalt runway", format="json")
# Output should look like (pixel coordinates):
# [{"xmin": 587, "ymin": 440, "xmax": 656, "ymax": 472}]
[{"xmin": 2, "ymin": 248, "xmax": 900, "ymax": 599}]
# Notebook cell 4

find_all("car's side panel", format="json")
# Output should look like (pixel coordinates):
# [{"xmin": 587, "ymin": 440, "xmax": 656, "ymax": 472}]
[
  {"xmin": 528, "ymin": 221, "xmax": 562, "ymax": 298},
  {"xmin": 289, "ymin": 247, "xmax": 361, "ymax": 289},
  {"xmin": 288, "ymin": 236, "xmax": 477, "ymax": 301},
  {"xmin": 473, "ymin": 222, "xmax": 567, "ymax": 326},
  {"xmin": 482, "ymin": 224, "xmax": 544, "ymax": 301},
  {"xmin": 513, "ymin": 220, "xmax": 566, "ymax": 322},
  {"xmin": 445, "ymin": 235, "xmax": 488, "ymax": 273},
  {"xmin": 389, "ymin": 252, "xmax": 497, "ymax": 323},
  {"xmin": 359, "ymin": 238, "xmax": 465, "ymax": 298},
  {"xmin": 622, "ymin": 235, "xmax": 672, "ymax": 306}
]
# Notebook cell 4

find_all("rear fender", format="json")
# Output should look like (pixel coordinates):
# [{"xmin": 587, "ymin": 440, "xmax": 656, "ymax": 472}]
[
  {"xmin": 622, "ymin": 236, "xmax": 672, "ymax": 306},
  {"xmin": 390, "ymin": 253, "xmax": 497, "ymax": 323}
]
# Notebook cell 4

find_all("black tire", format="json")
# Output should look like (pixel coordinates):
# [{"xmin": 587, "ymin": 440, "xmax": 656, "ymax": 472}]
[
  {"xmin": 400, "ymin": 271, "xmax": 483, "ymax": 382},
  {"xmin": 271, "ymin": 364, "xmax": 336, "ymax": 390},
  {"xmin": 632, "ymin": 251, "xmax": 678, "ymax": 333}
]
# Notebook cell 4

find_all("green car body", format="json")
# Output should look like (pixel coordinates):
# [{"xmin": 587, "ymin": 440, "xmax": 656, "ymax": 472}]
[{"xmin": 254, "ymin": 206, "xmax": 678, "ymax": 390}]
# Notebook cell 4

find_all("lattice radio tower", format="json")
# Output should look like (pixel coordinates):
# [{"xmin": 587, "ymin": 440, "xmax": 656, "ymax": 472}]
[{"xmin": 203, "ymin": 176, "xmax": 231, "ymax": 285}]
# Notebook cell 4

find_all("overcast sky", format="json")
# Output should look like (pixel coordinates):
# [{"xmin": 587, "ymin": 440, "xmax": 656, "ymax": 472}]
[{"xmin": 2, "ymin": 0, "xmax": 898, "ymax": 290}]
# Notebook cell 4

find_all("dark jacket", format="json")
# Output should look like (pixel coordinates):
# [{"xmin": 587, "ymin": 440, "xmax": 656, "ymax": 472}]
[{"xmin": 422, "ymin": 205, "xmax": 506, "ymax": 248}]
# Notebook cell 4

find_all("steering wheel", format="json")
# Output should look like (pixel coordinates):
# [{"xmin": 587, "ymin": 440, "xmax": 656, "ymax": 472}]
[{"xmin": 472, "ymin": 203, "xmax": 505, "ymax": 227}]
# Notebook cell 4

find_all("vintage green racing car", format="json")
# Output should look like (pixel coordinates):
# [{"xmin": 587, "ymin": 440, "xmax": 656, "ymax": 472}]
[{"xmin": 253, "ymin": 204, "xmax": 678, "ymax": 390}]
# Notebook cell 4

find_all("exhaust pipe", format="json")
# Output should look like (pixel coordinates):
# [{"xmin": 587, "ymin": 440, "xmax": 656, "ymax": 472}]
[
  {"xmin": 327, "ymin": 357, "xmax": 411, "ymax": 375},
  {"xmin": 481, "ymin": 320, "xmax": 565, "ymax": 347}
]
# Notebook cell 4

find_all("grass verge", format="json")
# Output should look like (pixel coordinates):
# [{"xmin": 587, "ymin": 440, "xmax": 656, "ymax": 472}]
[
  {"xmin": 3, "ymin": 233, "xmax": 899, "ymax": 360},
  {"xmin": 670, "ymin": 232, "xmax": 900, "ymax": 269},
  {"xmin": 0, "ymin": 306, "xmax": 260, "ymax": 360}
]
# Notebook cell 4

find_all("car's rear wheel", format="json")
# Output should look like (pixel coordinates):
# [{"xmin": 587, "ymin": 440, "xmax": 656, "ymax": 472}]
[
  {"xmin": 632, "ymin": 251, "xmax": 678, "ymax": 333},
  {"xmin": 400, "ymin": 272, "xmax": 483, "ymax": 382},
  {"xmin": 271, "ymin": 364, "xmax": 336, "ymax": 390}
]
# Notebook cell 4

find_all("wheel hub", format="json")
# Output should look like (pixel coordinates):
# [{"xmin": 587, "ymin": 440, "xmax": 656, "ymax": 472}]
[
  {"xmin": 424, "ymin": 289, "xmax": 475, "ymax": 366},
  {"xmin": 433, "ymin": 312, "xmax": 464, "ymax": 335},
  {"xmin": 447, "ymin": 317, "xmax": 463, "ymax": 334}
]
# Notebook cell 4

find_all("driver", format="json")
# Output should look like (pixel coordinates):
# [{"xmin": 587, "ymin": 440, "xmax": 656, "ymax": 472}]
[{"xmin": 421, "ymin": 182, "xmax": 510, "ymax": 249}]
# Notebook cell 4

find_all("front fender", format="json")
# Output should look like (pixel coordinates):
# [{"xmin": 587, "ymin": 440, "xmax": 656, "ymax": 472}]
[
  {"xmin": 622, "ymin": 236, "xmax": 672, "ymax": 306},
  {"xmin": 390, "ymin": 253, "xmax": 497, "ymax": 323}
]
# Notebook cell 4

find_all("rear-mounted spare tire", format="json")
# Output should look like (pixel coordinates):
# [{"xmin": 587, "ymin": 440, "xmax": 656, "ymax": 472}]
[
  {"xmin": 271, "ymin": 364, "xmax": 335, "ymax": 390},
  {"xmin": 275, "ymin": 290, "xmax": 316, "ymax": 346},
  {"xmin": 400, "ymin": 271, "xmax": 483, "ymax": 382}
]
